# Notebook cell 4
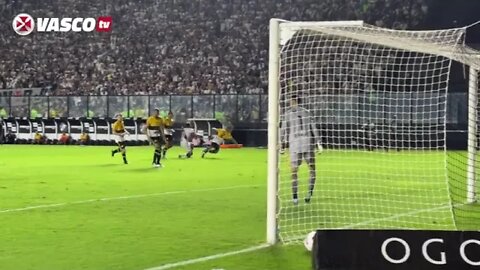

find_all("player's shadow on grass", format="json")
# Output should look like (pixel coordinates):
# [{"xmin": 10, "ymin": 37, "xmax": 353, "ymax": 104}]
[
  {"xmin": 202, "ymin": 157, "xmax": 222, "ymax": 160},
  {"xmin": 126, "ymin": 167, "xmax": 159, "ymax": 173},
  {"xmin": 95, "ymin": 163, "xmax": 123, "ymax": 167}
]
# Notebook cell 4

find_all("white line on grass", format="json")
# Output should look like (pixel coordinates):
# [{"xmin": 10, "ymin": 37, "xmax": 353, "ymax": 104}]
[
  {"xmin": 144, "ymin": 244, "xmax": 270, "ymax": 270},
  {"xmin": 0, "ymin": 184, "xmax": 262, "ymax": 214},
  {"xmin": 284, "ymin": 203, "xmax": 458, "ymax": 243},
  {"xmin": 341, "ymin": 203, "xmax": 455, "ymax": 229}
]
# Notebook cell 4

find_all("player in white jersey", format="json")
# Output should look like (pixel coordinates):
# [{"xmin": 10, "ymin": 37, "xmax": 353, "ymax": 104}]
[
  {"xmin": 201, "ymin": 128, "xmax": 224, "ymax": 158},
  {"xmin": 178, "ymin": 123, "xmax": 197, "ymax": 159},
  {"xmin": 281, "ymin": 95, "xmax": 320, "ymax": 205}
]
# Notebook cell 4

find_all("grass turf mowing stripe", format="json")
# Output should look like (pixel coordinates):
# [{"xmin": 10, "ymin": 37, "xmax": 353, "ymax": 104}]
[
  {"xmin": 0, "ymin": 184, "xmax": 262, "ymax": 214},
  {"xmin": 143, "ymin": 244, "xmax": 270, "ymax": 270}
]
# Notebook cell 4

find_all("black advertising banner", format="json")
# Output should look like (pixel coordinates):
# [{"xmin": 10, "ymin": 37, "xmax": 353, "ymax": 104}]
[{"xmin": 313, "ymin": 230, "xmax": 480, "ymax": 270}]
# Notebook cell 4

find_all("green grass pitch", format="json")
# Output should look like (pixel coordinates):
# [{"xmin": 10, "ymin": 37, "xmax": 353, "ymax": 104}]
[{"xmin": 0, "ymin": 145, "xmax": 478, "ymax": 270}]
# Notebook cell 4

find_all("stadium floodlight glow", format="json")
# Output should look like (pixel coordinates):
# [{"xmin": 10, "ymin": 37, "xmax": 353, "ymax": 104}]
[{"xmin": 267, "ymin": 18, "xmax": 480, "ymax": 244}]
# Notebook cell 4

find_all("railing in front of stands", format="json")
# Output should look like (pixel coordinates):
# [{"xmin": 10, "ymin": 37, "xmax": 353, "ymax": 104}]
[
  {"xmin": 0, "ymin": 94, "xmax": 268, "ymax": 125},
  {"xmin": 0, "ymin": 92, "xmax": 472, "ymax": 125}
]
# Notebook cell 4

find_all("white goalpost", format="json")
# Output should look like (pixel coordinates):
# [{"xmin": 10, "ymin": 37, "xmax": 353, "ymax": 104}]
[
  {"xmin": 267, "ymin": 19, "xmax": 480, "ymax": 244},
  {"xmin": 467, "ymin": 66, "xmax": 478, "ymax": 204}
]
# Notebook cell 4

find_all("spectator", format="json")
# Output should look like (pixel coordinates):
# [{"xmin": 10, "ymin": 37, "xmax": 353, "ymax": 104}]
[
  {"xmin": 0, "ymin": 0, "xmax": 430, "ymax": 96},
  {"xmin": 79, "ymin": 132, "xmax": 90, "ymax": 145},
  {"xmin": 59, "ymin": 132, "xmax": 71, "ymax": 145},
  {"xmin": 33, "ymin": 132, "xmax": 45, "ymax": 144},
  {"xmin": 0, "ymin": 107, "xmax": 7, "ymax": 118},
  {"xmin": 0, "ymin": 118, "xmax": 3, "ymax": 144},
  {"xmin": 5, "ymin": 131, "xmax": 16, "ymax": 144}
]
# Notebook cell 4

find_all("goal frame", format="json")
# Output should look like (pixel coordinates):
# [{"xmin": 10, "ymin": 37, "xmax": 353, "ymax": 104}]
[
  {"xmin": 266, "ymin": 19, "xmax": 366, "ymax": 245},
  {"xmin": 467, "ymin": 66, "xmax": 478, "ymax": 204},
  {"xmin": 266, "ymin": 18, "xmax": 479, "ymax": 245}
]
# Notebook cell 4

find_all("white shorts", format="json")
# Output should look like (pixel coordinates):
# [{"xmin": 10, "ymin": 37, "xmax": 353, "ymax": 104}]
[
  {"xmin": 290, "ymin": 151, "xmax": 315, "ymax": 168},
  {"xmin": 181, "ymin": 138, "xmax": 193, "ymax": 151},
  {"xmin": 164, "ymin": 129, "xmax": 174, "ymax": 136},
  {"xmin": 115, "ymin": 134, "xmax": 125, "ymax": 143},
  {"xmin": 147, "ymin": 129, "xmax": 161, "ymax": 137}
]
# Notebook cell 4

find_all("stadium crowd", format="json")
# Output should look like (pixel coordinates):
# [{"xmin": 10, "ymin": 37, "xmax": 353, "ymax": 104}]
[{"xmin": 0, "ymin": 0, "xmax": 429, "ymax": 96}]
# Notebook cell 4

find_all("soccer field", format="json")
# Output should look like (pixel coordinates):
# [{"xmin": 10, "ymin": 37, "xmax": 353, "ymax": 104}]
[{"xmin": 0, "ymin": 145, "xmax": 479, "ymax": 270}]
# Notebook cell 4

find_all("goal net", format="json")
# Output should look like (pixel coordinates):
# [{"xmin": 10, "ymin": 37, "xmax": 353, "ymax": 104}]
[
  {"xmin": 447, "ymin": 69, "xmax": 480, "ymax": 230},
  {"xmin": 267, "ymin": 20, "xmax": 480, "ymax": 243}
]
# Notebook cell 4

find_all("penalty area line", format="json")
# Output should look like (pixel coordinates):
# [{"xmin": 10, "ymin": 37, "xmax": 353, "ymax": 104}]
[
  {"xmin": 144, "ymin": 244, "xmax": 270, "ymax": 270},
  {"xmin": 0, "ymin": 184, "xmax": 262, "ymax": 214}
]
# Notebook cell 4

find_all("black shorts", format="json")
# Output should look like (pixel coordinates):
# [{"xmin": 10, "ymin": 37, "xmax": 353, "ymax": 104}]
[
  {"xmin": 151, "ymin": 136, "xmax": 165, "ymax": 145},
  {"xmin": 209, "ymin": 142, "xmax": 220, "ymax": 153},
  {"xmin": 165, "ymin": 135, "xmax": 173, "ymax": 142}
]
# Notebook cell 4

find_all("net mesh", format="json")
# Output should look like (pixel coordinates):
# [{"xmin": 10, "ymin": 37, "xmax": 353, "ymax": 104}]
[
  {"xmin": 447, "ymin": 70, "xmax": 480, "ymax": 230},
  {"xmin": 276, "ymin": 23, "xmax": 479, "ymax": 243}
]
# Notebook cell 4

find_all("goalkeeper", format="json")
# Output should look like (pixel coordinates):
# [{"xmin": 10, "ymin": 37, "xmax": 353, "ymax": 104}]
[{"xmin": 281, "ymin": 95, "xmax": 321, "ymax": 205}]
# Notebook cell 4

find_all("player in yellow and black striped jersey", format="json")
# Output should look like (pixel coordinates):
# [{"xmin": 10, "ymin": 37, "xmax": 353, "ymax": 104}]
[
  {"xmin": 111, "ymin": 113, "xmax": 129, "ymax": 164},
  {"xmin": 216, "ymin": 127, "xmax": 238, "ymax": 144},
  {"xmin": 201, "ymin": 128, "xmax": 223, "ymax": 159},
  {"xmin": 162, "ymin": 111, "xmax": 175, "ymax": 159},
  {"xmin": 144, "ymin": 108, "xmax": 167, "ymax": 167}
]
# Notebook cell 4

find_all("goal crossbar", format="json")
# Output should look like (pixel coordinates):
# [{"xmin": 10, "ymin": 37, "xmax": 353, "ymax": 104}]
[{"xmin": 279, "ymin": 20, "xmax": 480, "ymax": 69}]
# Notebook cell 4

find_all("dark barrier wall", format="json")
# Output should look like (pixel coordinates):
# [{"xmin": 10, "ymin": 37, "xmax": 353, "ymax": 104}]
[
  {"xmin": 234, "ymin": 125, "xmax": 470, "ymax": 149},
  {"xmin": 232, "ymin": 129, "xmax": 267, "ymax": 147},
  {"xmin": 235, "ymin": 132, "xmax": 470, "ymax": 149},
  {"xmin": 447, "ymin": 131, "xmax": 468, "ymax": 150}
]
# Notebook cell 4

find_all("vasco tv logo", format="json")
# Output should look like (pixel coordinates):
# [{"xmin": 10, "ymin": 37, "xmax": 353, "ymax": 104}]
[
  {"xmin": 12, "ymin": 13, "xmax": 34, "ymax": 35},
  {"xmin": 12, "ymin": 13, "xmax": 112, "ymax": 35}
]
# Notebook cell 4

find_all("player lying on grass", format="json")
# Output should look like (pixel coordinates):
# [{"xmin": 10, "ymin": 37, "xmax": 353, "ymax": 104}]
[
  {"xmin": 144, "ymin": 108, "xmax": 167, "ymax": 168},
  {"xmin": 281, "ymin": 94, "xmax": 321, "ymax": 205},
  {"xmin": 162, "ymin": 111, "xmax": 175, "ymax": 159},
  {"xmin": 178, "ymin": 123, "xmax": 199, "ymax": 159},
  {"xmin": 111, "ymin": 113, "xmax": 129, "ymax": 164},
  {"xmin": 201, "ymin": 128, "xmax": 224, "ymax": 158},
  {"xmin": 215, "ymin": 127, "xmax": 237, "ymax": 144}
]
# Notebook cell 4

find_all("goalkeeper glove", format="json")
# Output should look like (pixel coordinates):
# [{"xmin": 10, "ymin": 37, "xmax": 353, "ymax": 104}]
[
  {"xmin": 317, "ymin": 142, "xmax": 323, "ymax": 154},
  {"xmin": 280, "ymin": 142, "xmax": 286, "ymax": 154}
]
